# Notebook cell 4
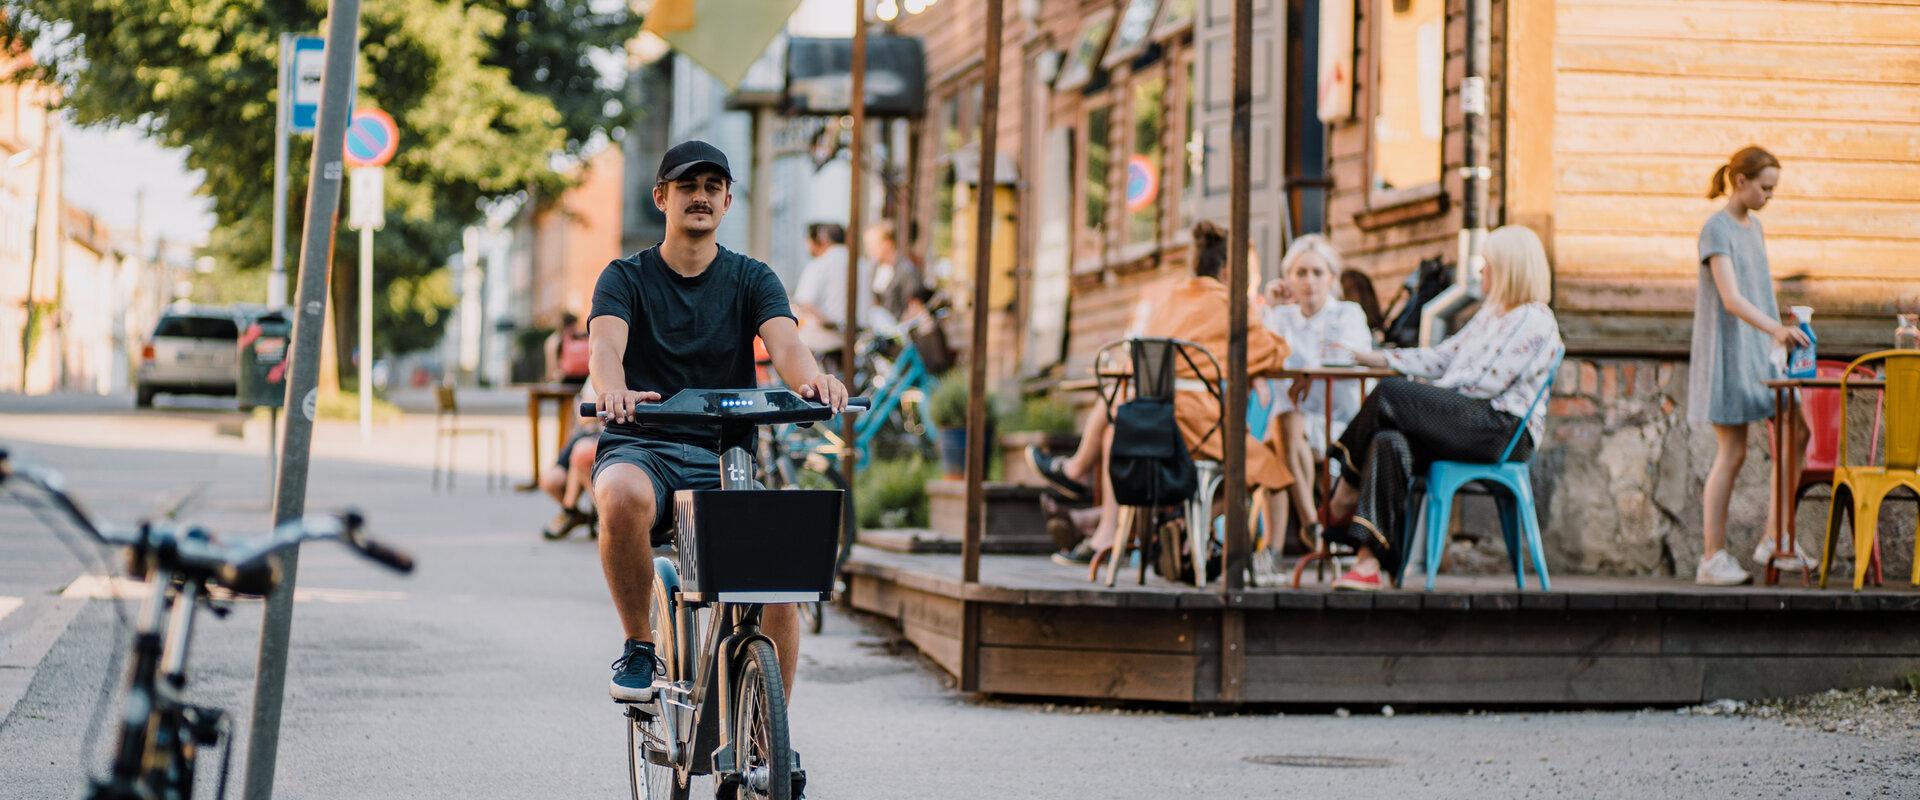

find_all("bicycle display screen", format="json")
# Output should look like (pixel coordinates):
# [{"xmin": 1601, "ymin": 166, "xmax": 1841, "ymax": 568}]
[{"xmin": 652, "ymin": 387, "xmax": 825, "ymax": 420}]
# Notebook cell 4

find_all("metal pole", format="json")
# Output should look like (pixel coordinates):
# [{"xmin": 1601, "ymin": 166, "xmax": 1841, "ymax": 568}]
[
  {"xmin": 270, "ymin": 34, "xmax": 292, "ymax": 309},
  {"xmin": 242, "ymin": 1, "xmax": 359, "ymax": 796},
  {"xmin": 842, "ymin": 7, "xmax": 866, "ymax": 492},
  {"xmin": 963, "ymin": 0, "xmax": 1004, "ymax": 586},
  {"xmin": 267, "ymin": 407, "xmax": 278, "ymax": 500},
  {"xmin": 1221, "ymin": 0, "xmax": 1252, "ymax": 592},
  {"xmin": 18, "ymin": 101, "xmax": 53, "ymax": 393},
  {"xmin": 749, "ymin": 105, "xmax": 774, "ymax": 260},
  {"xmin": 358, "ymin": 224, "xmax": 373, "ymax": 441}
]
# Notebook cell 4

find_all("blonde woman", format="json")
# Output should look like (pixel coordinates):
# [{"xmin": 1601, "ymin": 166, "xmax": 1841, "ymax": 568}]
[
  {"xmin": 1255, "ymin": 234, "xmax": 1373, "ymax": 580},
  {"xmin": 1322, "ymin": 225, "xmax": 1564, "ymax": 591}
]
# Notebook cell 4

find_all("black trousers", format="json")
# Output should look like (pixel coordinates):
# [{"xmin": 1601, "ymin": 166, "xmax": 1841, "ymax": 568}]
[{"xmin": 1327, "ymin": 378, "xmax": 1532, "ymax": 578}]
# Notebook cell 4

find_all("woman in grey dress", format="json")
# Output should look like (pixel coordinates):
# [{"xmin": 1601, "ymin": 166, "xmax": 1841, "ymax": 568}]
[{"xmin": 1690, "ymin": 146, "xmax": 1814, "ymax": 586}]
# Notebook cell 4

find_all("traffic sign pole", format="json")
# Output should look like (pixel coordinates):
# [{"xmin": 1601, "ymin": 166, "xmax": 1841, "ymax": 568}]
[
  {"xmin": 344, "ymin": 111, "xmax": 396, "ymax": 441},
  {"xmin": 242, "ymin": 2, "xmax": 360, "ymax": 797},
  {"xmin": 269, "ymin": 35, "xmax": 290, "ymax": 308}
]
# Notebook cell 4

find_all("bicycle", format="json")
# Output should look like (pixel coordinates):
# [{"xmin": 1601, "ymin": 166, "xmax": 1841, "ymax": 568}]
[
  {"xmin": 582, "ymin": 388, "xmax": 867, "ymax": 800},
  {"xmin": 0, "ymin": 450, "xmax": 415, "ymax": 800}
]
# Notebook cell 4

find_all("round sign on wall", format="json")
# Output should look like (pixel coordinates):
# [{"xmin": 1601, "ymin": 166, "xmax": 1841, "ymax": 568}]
[
  {"xmin": 343, "ymin": 109, "xmax": 400, "ymax": 168},
  {"xmin": 1124, "ymin": 154, "xmax": 1158, "ymax": 214}
]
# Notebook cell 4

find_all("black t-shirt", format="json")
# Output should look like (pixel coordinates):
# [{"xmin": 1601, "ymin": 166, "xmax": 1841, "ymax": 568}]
[{"xmin": 588, "ymin": 245, "xmax": 795, "ymax": 449}]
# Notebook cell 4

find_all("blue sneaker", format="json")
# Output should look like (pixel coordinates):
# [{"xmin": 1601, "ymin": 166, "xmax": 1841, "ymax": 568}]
[{"xmin": 610, "ymin": 639, "xmax": 660, "ymax": 702}]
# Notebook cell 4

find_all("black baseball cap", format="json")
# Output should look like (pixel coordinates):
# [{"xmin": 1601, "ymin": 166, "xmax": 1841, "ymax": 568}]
[{"xmin": 656, "ymin": 140, "xmax": 734, "ymax": 183}]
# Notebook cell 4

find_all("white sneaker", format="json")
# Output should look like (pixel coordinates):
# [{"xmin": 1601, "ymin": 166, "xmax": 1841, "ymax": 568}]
[
  {"xmin": 1752, "ymin": 536, "xmax": 1818, "ymax": 573},
  {"xmin": 1695, "ymin": 550, "xmax": 1752, "ymax": 587}
]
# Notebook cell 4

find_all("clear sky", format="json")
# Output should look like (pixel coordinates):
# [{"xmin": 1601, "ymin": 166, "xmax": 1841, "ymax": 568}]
[{"xmin": 61, "ymin": 119, "xmax": 215, "ymax": 248}]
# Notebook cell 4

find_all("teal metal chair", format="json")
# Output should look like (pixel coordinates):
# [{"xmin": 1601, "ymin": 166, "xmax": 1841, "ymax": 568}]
[{"xmin": 1412, "ymin": 349, "xmax": 1565, "ymax": 592}]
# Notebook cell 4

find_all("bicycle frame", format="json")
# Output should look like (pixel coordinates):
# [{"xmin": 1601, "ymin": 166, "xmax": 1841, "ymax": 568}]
[
  {"xmin": 90, "ymin": 563, "xmax": 234, "ymax": 800},
  {"xmin": 643, "ymin": 442, "xmax": 796, "ymax": 791}
]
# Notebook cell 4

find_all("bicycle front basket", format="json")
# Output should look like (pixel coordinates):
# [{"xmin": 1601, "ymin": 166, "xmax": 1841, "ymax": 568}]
[{"xmin": 671, "ymin": 489, "xmax": 842, "ymax": 603}]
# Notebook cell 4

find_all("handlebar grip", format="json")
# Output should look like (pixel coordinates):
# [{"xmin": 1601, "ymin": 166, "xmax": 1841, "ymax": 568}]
[
  {"xmin": 580, "ymin": 402, "xmax": 598, "ymax": 418},
  {"xmin": 221, "ymin": 558, "xmax": 280, "ymax": 598},
  {"xmin": 359, "ymin": 539, "xmax": 415, "ymax": 574}
]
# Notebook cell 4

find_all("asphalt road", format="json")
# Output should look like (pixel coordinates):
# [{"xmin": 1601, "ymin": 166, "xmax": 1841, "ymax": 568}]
[{"xmin": 2, "ymin": 395, "xmax": 1915, "ymax": 799}]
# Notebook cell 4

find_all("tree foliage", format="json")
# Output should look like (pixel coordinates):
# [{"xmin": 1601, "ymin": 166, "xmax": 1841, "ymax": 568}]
[{"xmin": 2, "ymin": 0, "xmax": 637, "ymax": 359}]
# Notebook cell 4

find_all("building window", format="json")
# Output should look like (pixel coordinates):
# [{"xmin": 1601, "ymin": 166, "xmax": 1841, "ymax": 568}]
[
  {"xmin": 1056, "ymin": 9, "xmax": 1116, "ymax": 93},
  {"xmin": 1077, "ymin": 103, "xmax": 1112, "ymax": 269},
  {"xmin": 930, "ymin": 82, "xmax": 981, "ymax": 276},
  {"xmin": 1370, "ymin": 0, "xmax": 1443, "ymax": 203},
  {"xmin": 1104, "ymin": 0, "xmax": 1162, "ymax": 69},
  {"xmin": 1125, "ymin": 74, "xmax": 1166, "ymax": 250}
]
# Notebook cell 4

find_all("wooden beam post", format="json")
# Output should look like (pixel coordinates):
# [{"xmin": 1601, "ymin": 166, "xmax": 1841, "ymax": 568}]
[
  {"xmin": 962, "ymin": 0, "xmax": 1005, "ymax": 586},
  {"xmin": 1222, "ymin": 0, "xmax": 1253, "ymax": 593},
  {"xmin": 843, "ymin": 3, "xmax": 868, "ymax": 493}
]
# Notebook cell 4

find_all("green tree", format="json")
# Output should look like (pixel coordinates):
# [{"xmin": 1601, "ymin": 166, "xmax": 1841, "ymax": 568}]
[{"xmin": 2, "ymin": 0, "xmax": 637, "ymax": 367}]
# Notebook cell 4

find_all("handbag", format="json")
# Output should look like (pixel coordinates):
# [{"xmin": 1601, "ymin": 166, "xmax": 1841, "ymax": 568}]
[{"xmin": 1107, "ymin": 396, "xmax": 1198, "ymax": 506}]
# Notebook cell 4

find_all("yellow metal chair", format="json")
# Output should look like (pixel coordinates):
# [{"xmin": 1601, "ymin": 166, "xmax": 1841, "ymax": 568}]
[{"xmin": 1819, "ymin": 349, "xmax": 1920, "ymax": 590}]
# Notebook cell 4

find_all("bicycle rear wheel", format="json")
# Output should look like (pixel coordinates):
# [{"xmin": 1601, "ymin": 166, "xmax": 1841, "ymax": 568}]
[{"xmin": 730, "ymin": 639, "xmax": 793, "ymax": 800}]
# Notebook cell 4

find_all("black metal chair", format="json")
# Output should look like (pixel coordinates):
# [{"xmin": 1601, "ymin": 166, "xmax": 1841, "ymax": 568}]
[{"xmin": 1091, "ymin": 337, "xmax": 1232, "ymax": 588}]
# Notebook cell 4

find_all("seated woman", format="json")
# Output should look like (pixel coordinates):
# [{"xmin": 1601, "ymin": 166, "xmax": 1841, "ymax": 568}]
[
  {"xmin": 539, "ymin": 386, "xmax": 603, "ymax": 540},
  {"xmin": 1256, "ymin": 234, "xmax": 1373, "ymax": 580},
  {"xmin": 1322, "ymin": 225, "xmax": 1563, "ymax": 591},
  {"xmin": 1029, "ymin": 221, "xmax": 1295, "ymax": 567}
]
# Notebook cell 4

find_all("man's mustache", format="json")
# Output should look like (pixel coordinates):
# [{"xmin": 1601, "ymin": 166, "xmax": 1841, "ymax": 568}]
[{"xmin": 686, "ymin": 204, "xmax": 712, "ymax": 214}]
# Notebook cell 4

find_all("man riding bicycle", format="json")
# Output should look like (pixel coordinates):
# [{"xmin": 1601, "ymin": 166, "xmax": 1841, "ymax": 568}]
[{"xmin": 589, "ymin": 140, "xmax": 849, "ymax": 704}]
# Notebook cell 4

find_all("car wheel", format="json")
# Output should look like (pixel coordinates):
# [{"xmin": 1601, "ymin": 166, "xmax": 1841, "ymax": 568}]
[{"xmin": 136, "ymin": 385, "xmax": 156, "ymax": 408}]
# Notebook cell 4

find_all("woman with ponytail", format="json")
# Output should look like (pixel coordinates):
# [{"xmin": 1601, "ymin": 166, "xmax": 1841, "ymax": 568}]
[{"xmin": 1690, "ymin": 145, "xmax": 1815, "ymax": 586}]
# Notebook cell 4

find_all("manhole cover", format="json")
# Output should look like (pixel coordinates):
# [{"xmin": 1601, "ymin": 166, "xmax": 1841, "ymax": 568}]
[{"xmin": 1245, "ymin": 755, "xmax": 1393, "ymax": 769}]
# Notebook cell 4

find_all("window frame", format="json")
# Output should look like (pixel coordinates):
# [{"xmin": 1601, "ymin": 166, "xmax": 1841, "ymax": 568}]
[
  {"xmin": 1363, "ymin": 0, "xmax": 1447, "ymax": 211},
  {"xmin": 1055, "ymin": 7, "xmax": 1117, "ymax": 93}
]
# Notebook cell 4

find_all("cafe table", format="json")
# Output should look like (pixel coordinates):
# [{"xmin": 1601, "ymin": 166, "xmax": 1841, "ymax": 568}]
[
  {"xmin": 1760, "ymin": 375, "xmax": 1885, "ymax": 586},
  {"xmin": 520, "ymin": 383, "xmax": 581, "ymax": 492}
]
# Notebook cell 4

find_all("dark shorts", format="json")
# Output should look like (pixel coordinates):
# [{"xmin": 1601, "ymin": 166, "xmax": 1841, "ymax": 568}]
[
  {"xmin": 557, "ymin": 429, "xmax": 596, "ymax": 469},
  {"xmin": 593, "ymin": 430, "xmax": 723, "ymax": 545}
]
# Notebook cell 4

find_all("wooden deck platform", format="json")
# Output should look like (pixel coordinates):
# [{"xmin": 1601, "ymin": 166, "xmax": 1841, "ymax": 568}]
[{"xmin": 843, "ymin": 547, "xmax": 1920, "ymax": 707}]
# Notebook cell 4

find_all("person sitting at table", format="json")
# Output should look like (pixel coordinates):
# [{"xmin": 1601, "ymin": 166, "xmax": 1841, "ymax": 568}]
[
  {"xmin": 1027, "ymin": 221, "xmax": 1296, "ymax": 569},
  {"xmin": 547, "ymin": 311, "xmax": 592, "ymax": 389},
  {"xmin": 539, "ymin": 386, "xmax": 602, "ymax": 540},
  {"xmin": 1256, "ymin": 234, "xmax": 1374, "ymax": 581},
  {"xmin": 1321, "ymin": 225, "xmax": 1564, "ymax": 591}
]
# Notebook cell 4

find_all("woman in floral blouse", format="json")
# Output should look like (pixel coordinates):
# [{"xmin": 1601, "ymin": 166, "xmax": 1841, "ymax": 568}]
[{"xmin": 1323, "ymin": 225, "xmax": 1565, "ymax": 591}]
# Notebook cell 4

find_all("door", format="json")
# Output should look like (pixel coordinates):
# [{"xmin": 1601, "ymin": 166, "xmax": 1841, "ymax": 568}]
[{"xmin": 1193, "ymin": 0, "xmax": 1289, "ymax": 283}]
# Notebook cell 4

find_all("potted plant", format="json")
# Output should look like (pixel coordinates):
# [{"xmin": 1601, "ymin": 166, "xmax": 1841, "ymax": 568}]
[{"xmin": 930, "ymin": 371, "xmax": 973, "ymax": 478}]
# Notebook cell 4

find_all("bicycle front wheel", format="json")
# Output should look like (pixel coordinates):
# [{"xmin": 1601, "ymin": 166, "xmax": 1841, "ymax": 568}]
[
  {"xmin": 629, "ymin": 708, "xmax": 687, "ymax": 800},
  {"xmin": 730, "ymin": 639, "xmax": 793, "ymax": 800}
]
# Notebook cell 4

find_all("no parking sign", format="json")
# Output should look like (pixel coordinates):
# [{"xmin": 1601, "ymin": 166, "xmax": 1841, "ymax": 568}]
[{"xmin": 342, "ymin": 108, "xmax": 399, "ymax": 168}]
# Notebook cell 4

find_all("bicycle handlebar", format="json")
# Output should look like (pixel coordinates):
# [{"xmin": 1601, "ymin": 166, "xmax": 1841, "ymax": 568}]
[
  {"xmin": 0, "ymin": 454, "xmax": 414, "ymax": 595},
  {"xmin": 580, "ymin": 389, "xmax": 870, "ymax": 423}
]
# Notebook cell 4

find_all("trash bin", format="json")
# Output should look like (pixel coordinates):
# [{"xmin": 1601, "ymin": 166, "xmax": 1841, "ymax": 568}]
[{"xmin": 237, "ymin": 311, "xmax": 292, "ymax": 410}]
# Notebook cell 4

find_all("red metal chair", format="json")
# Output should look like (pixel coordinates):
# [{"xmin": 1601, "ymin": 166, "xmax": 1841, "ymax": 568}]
[{"xmin": 1777, "ymin": 359, "xmax": 1883, "ymax": 585}]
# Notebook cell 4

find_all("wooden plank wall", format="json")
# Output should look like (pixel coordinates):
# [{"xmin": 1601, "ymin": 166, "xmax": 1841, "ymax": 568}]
[
  {"xmin": 1550, "ymin": 0, "xmax": 1920, "ymax": 351},
  {"xmin": 1324, "ymin": 0, "xmax": 1509, "ymax": 301},
  {"xmin": 897, "ymin": 0, "xmax": 1045, "ymax": 382}
]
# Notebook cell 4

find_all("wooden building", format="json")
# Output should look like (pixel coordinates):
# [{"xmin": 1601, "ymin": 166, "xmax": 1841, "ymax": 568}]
[{"xmin": 898, "ymin": 0, "xmax": 1920, "ymax": 379}]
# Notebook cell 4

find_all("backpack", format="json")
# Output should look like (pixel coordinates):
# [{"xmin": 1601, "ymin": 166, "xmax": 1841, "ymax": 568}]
[
  {"xmin": 1107, "ymin": 396, "xmax": 1198, "ymax": 506},
  {"xmin": 558, "ymin": 333, "xmax": 591, "ymax": 379},
  {"xmin": 1382, "ymin": 256, "xmax": 1454, "ymax": 348}
]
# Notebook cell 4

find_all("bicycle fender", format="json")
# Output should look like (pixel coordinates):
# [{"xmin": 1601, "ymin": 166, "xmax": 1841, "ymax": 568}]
[{"xmin": 653, "ymin": 555, "xmax": 680, "ymax": 596}]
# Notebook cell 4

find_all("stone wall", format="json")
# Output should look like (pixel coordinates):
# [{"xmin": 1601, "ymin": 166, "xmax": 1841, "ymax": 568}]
[{"xmin": 1446, "ymin": 356, "xmax": 1916, "ymax": 582}]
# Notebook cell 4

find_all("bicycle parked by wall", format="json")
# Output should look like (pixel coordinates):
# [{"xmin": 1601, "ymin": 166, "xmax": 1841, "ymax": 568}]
[
  {"xmin": 0, "ymin": 451, "xmax": 414, "ymax": 800},
  {"xmin": 582, "ymin": 388, "xmax": 865, "ymax": 800}
]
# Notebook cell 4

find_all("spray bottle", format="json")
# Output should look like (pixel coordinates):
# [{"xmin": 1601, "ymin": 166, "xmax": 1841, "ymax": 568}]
[{"xmin": 1786, "ymin": 305, "xmax": 1818, "ymax": 379}]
